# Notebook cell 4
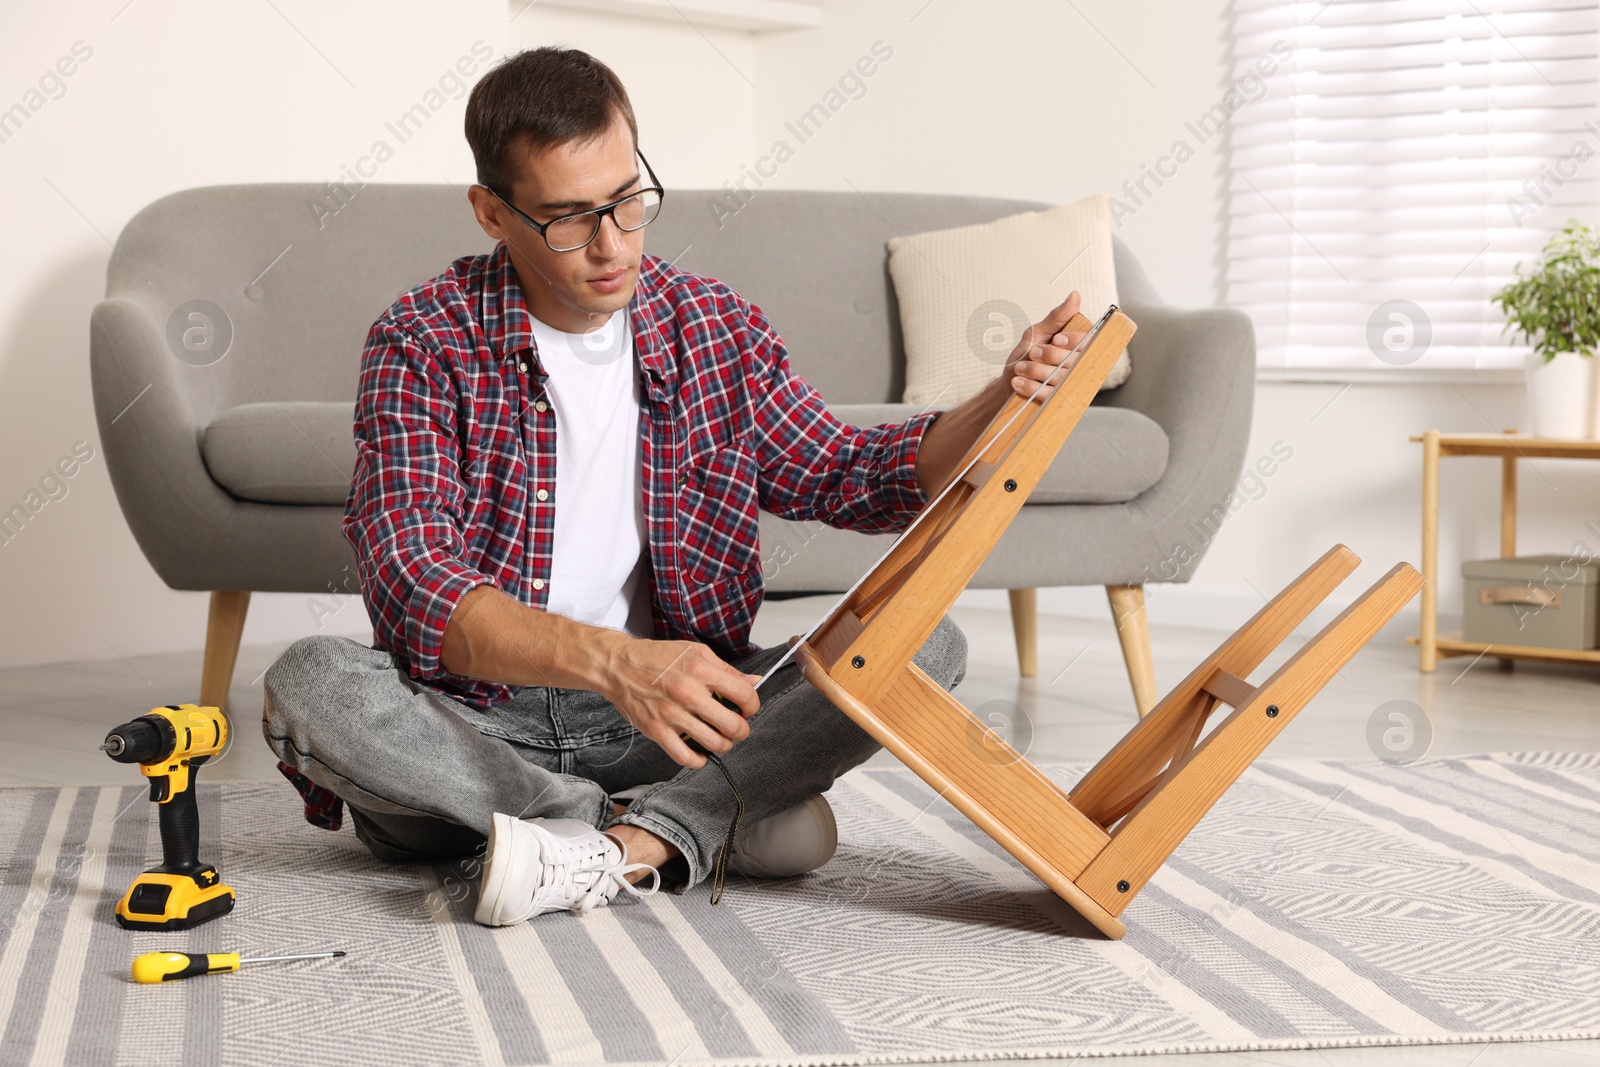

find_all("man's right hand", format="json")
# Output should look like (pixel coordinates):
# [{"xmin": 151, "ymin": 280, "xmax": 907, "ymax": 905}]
[
  {"xmin": 440, "ymin": 585, "xmax": 762, "ymax": 768},
  {"xmin": 599, "ymin": 634, "xmax": 762, "ymax": 769}
]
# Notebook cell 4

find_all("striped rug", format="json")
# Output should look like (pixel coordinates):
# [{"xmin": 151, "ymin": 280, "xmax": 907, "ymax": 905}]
[{"xmin": 2, "ymin": 752, "xmax": 1598, "ymax": 1065}]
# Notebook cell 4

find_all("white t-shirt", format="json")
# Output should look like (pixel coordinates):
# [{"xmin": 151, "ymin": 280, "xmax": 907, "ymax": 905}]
[{"xmin": 525, "ymin": 308, "xmax": 652, "ymax": 636}]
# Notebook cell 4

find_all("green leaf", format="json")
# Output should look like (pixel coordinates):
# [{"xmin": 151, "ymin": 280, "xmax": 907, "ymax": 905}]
[{"xmin": 1492, "ymin": 219, "xmax": 1600, "ymax": 363}]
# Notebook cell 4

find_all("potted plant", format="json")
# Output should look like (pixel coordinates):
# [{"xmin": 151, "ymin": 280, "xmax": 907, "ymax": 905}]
[{"xmin": 1493, "ymin": 221, "xmax": 1600, "ymax": 439}]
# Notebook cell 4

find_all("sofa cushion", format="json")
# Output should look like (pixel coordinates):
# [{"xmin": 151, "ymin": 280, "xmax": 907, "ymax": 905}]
[
  {"xmin": 830, "ymin": 403, "xmax": 1167, "ymax": 505},
  {"xmin": 202, "ymin": 401, "xmax": 357, "ymax": 505},
  {"xmin": 202, "ymin": 399, "xmax": 1168, "ymax": 509},
  {"xmin": 887, "ymin": 195, "xmax": 1131, "ymax": 408}
]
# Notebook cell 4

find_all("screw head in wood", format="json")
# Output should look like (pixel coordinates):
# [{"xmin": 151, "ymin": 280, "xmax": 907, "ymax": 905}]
[
  {"xmin": 851, "ymin": 655, "xmax": 865, "ymax": 669},
  {"xmin": 1003, "ymin": 479, "xmax": 1018, "ymax": 492},
  {"xmin": 1117, "ymin": 879, "xmax": 1131, "ymax": 893},
  {"xmin": 1266, "ymin": 704, "xmax": 1280, "ymax": 717}
]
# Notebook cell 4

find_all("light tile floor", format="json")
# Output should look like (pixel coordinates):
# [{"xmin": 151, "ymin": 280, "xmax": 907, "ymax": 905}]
[{"xmin": 2, "ymin": 598, "xmax": 1597, "ymax": 1065}]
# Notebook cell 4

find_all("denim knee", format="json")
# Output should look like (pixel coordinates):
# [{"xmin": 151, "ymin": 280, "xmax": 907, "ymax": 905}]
[{"xmin": 261, "ymin": 634, "xmax": 368, "ymax": 743}]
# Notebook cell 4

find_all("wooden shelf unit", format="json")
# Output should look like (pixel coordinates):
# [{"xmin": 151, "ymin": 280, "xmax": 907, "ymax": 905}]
[
  {"xmin": 1411, "ymin": 430, "xmax": 1600, "ymax": 672},
  {"xmin": 1406, "ymin": 632, "xmax": 1600, "ymax": 666}
]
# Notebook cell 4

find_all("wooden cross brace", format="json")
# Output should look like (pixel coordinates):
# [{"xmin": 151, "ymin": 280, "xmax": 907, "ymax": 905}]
[{"xmin": 794, "ymin": 307, "xmax": 1422, "ymax": 938}]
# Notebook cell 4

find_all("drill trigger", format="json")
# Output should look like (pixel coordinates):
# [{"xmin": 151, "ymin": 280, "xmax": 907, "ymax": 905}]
[{"xmin": 148, "ymin": 775, "xmax": 169, "ymax": 803}]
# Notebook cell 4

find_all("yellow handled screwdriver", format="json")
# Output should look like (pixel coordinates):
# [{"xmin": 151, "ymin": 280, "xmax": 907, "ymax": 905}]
[{"xmin": 132, "ymin": 949, "xmax": 346, "ymax": 984}]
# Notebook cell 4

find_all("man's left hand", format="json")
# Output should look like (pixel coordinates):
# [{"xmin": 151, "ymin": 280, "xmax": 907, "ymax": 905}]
[
  {"xmin": 913, "ymin": 290, "xmax": 1093, "ymax": 496},
  {"xmin": 1002, "ymin": 291, "xmax": 1088, "ymax": 404}
]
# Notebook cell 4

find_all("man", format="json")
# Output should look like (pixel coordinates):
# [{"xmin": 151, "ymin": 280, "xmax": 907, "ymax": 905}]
[{"xmin": 263, "ymin": 46, "xmax": 1085, "ymax": 925}]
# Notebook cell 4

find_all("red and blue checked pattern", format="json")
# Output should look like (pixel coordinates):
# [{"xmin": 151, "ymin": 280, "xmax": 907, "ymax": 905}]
[
  {"xmin": 277, "ymin": 761, "xmax": 344, "ymax": 831},
  {"xmin": 285, "ymin": 243, "xmax": 936, "ymax": 827},
  {"xmin": 279, "ymin": 241, "xmax": 939, "ymax": 829}
]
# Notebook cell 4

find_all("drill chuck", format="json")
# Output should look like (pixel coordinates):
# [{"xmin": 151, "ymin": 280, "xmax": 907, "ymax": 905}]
[{"xmin": 101, "ymin": 716, "xmax": 173, "ymax": 764}]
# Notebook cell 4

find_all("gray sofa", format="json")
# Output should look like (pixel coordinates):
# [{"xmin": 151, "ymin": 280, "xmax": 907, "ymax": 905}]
[{"xmin": 90, "ymin": 184, "xmax": 1254, "ymax": 717}]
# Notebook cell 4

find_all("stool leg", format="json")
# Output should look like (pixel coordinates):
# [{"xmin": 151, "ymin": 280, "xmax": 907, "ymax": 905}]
[
  {"xmin": 1073, "ymin": 546, "xmax": 1360, "ymax": 821},
  {"xmin": 1077, "ymin": 562, "xmax": 1423, "ymax": 914}
]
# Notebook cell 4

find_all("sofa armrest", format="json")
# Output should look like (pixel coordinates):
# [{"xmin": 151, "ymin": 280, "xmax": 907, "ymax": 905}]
[
  {"xmin": 90, "ymin": 297, "xmax": 240, "ymax": 588},
  {"xmin": 1097, "ymin": 301, "xmax": 1257, "ymax": 581}
]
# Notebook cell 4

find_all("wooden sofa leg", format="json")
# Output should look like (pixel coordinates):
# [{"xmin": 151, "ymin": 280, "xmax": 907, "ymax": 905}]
[
  {"xmin": 200, "ymin": 590, "xmax": 251, "ymax": 713},
  {"xmin": 1106, "ymin": 584, "xmax": 1157, "ymax": 717},
  {"xmin": 1007, "ymin": 588, "xmax": 1038, "ymax": 677}
]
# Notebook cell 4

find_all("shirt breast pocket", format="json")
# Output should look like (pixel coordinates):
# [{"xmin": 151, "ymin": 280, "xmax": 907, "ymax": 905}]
[{"xmin": 677, "ymin": 442, "xmax": 761, "ymax": 585}]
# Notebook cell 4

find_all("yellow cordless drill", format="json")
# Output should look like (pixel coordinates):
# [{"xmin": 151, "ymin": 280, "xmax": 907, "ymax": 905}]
[{"xmin": 101, "ymin": 704, "xmax": 235, "ymax": 930}]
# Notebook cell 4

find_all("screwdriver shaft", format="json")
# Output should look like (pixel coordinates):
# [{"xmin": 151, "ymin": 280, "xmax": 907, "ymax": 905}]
[{"xmin": 238, "ymin": 951, "xmax": 346, "ymax": 965}]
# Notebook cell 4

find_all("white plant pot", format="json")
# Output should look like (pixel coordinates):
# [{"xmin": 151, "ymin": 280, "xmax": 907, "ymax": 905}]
[{"xmin": 1525, "ymin": 350, "xmax": 1599, "ymax": 439}]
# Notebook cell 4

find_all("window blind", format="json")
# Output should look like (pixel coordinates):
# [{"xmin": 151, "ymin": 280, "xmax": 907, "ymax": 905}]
[{"xmin": 1226, "ymin": 0, "xmax": 1600, "ymax": 375}]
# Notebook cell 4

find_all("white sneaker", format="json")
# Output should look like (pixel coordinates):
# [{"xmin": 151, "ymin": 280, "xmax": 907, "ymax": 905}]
[
  {"xmin": 474, "ymin": 813, "xmax": 660, "ymax": 927},
  {"xmin": 610, "ymin": 786, "xmax": 838, "ymax": 879}
]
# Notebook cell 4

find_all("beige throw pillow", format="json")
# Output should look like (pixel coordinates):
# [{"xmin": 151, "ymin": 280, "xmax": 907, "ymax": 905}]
[{"xmin": 889, "ymin": 195, "xmax": 1130, "ymax": 407}]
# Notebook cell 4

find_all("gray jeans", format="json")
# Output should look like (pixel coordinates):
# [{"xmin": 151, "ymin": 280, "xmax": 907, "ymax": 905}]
[{"xmin": 261, "ymin": 617, "xmax": 967, "ymax": 892}]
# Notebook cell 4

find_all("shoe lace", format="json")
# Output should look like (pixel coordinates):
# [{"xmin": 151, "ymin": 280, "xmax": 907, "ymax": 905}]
[{"xmin": 513, "ymin": 831, "xmax": 660, "ymax": 923}]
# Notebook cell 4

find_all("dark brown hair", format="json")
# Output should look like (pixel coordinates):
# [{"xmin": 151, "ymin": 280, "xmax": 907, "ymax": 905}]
[{"xmin": 465, "ymin": 47, "xmax": 638, "ymax": 194}]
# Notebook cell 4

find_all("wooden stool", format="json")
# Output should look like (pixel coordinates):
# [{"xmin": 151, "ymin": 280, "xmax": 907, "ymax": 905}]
[{"xmin": 794, "ymin": 308, "xmax": 1422, "ymax": 937}]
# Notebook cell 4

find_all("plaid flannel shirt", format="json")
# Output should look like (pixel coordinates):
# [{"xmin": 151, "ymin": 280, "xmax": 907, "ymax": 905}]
[{"xmin": 281, "ymin": 241, "xmax": 939, "ymax": 830}]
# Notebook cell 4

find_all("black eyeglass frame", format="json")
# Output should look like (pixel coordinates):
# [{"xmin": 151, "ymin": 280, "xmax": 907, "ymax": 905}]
[{"xmin": 486, "ymin": 150, "xmax": 665, "ymax": 253}]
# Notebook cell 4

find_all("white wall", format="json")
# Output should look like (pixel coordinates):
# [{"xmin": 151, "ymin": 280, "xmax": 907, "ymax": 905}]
[
  {"xmin": 748, "ymin": 1, "xmax": 1222, "ymax": 309},
  {"xmin": 0, "ymin": 1, "xmax": 759, "ymax": 672},
  {"xmin": 747, "ymin": 0, "xmax": 1600, "ymax": 643},
  {"xmin": 0, "ymin": 2, "xmax": 508, "ymax": 669},
  {"xmin": 4, "ymin": 0, "xmax": 1597, "ymax": 673},
  {"xmin": 507, "ymin": 6, "xmax": 757, "ymax": 188}
]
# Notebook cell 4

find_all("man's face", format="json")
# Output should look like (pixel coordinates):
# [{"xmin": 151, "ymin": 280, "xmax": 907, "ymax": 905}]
[{"xmin": 471, "ymin": 112, "xmax": 646, "ymax": 333}]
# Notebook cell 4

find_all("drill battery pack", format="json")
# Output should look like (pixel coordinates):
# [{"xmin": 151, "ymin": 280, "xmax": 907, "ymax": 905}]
[{"xmin": 115, "ymin": 867, "xmax": 236, "ymax": 931}]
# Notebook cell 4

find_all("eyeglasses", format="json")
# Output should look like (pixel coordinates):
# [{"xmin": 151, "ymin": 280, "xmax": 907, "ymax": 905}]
[{"xmin": 486, "ymin": 150, "xmax": 665, "ymax": 253}]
